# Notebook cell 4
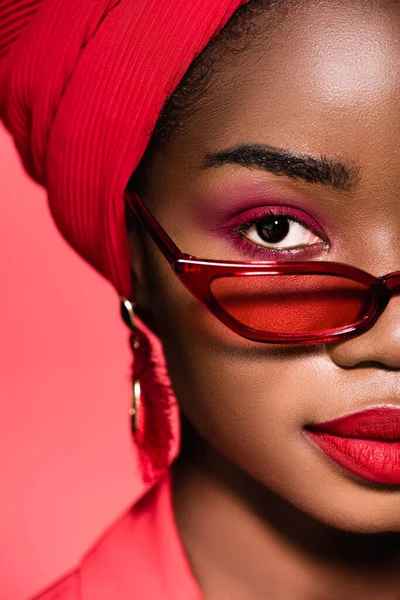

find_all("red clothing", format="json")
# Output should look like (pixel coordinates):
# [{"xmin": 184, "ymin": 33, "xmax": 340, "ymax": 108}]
[{"xmin": 31, "ymin": 473, "xmax": 202, "ymax": 600}]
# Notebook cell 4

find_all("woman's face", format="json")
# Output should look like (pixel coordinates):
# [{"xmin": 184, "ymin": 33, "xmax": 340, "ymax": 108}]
[{"xmin": 129, "ymin": 0, "xmax": 400, "ymax": 532}]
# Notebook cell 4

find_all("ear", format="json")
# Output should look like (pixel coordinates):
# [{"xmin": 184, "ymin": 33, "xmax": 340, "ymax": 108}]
[{"xmin": 127, "ymin": 224, "xmax": 152, "ymax": 311}]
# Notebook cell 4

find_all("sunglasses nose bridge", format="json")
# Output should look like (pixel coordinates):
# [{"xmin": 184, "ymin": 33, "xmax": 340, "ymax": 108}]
[{"xmin": 381, "ymin": 271, "xmax": 400, "ymax": 295}]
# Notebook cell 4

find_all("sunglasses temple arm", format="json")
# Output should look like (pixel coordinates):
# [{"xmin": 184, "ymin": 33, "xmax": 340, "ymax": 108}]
[{"xmin": 125, "ymin": 191, "xmax": 184, "ymax": 265}]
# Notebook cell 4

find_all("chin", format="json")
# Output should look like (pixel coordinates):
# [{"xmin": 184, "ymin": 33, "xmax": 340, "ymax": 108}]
[
  {"xmin": 253, "ymin": 459, "xmax": 400, "ymax": 536},
  {"xmin": 295, "ymin": 483, "xmax": 400, "ymax": 534},
  {"xmin": 266, "ymin": 435, "xmax": 400, "ymax": 535},
  {"xmin": 317, "ymin": 509, "xmax": 400, "ymax": 534}
]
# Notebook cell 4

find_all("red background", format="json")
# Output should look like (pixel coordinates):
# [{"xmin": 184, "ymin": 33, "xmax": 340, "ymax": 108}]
[{"xmin": 0, "ymin": 124, "xmax": 142, "ymax": 600}]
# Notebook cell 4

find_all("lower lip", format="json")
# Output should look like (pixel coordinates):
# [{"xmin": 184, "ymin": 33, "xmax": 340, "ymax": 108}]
[{"xmin": 305, "ymin": 431, "xmax": 400, "ymax": 485}]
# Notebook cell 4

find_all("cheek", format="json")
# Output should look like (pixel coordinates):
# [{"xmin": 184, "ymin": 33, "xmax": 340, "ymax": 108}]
[
  {"xmin": 145, "ymin": 245, "xmax": 319, "ymax": 481},
  {"xmin": 144, "ymin": 250, "xmax": 400, "ymax": 532}
]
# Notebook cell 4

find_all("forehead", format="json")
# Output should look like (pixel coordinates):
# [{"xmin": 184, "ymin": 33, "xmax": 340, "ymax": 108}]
[{"xmin": 171, "ymin": 0, "xmax": 400, "ymax": 165}]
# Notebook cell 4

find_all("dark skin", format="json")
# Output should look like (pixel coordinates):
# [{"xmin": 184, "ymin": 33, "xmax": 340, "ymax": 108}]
[{"xmin": 128, "ymin": 0, "xmax": 400, "ymax": 598}]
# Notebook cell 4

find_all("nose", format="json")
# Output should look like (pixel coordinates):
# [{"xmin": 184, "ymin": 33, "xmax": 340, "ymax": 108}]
[{"xmin": 327, "ymin": 295, "xmax": 400, "ymax": 370}]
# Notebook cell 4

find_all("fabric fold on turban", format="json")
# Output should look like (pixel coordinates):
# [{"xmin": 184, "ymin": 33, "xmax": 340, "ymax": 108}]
[{"xmin": 0, "ymin": 0, "xmax": 250, "ymax": 483}]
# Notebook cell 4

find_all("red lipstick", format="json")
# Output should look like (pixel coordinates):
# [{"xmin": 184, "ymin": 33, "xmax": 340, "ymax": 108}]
[{"xmin": 305, "ymin": 407, "xmax": 400, "ymax": 485}]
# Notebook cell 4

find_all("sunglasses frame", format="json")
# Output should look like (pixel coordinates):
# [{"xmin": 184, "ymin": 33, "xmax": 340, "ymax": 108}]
[{"xmin": 125, "ymin": 190, "xmax": 400, "ymax": 345}]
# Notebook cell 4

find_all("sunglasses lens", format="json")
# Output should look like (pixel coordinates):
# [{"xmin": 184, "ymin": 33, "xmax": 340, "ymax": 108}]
[{"xmin": 210, "ymin": 274, "xmax": 372, "ymax": 336}]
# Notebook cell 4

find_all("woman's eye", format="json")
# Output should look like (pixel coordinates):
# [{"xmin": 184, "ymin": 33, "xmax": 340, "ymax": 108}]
[{"xmin": 240, "ymin": 213, "xmax": 322, "ymax": 252}]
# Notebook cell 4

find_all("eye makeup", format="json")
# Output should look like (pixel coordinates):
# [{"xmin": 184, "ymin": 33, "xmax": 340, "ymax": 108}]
[
  {"xmin": 222, "ymin": 204, "xmax": 326, "ymax": 238},
  {"xmin": 223, "ymin": 208, "xmax": 329, "ymax": 260},
  {"xmin": 194, "ymin": 179, "xmax": 332, "ymax": 260},
  {"xmin": 195, "ymin": 179, "xmax": 334, "ymax": 233}
]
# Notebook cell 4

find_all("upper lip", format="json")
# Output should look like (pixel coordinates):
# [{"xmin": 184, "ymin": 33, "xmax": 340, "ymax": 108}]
[{"xmin": 305, "ymin": 406, "xmax": 400, "ymax": 441}]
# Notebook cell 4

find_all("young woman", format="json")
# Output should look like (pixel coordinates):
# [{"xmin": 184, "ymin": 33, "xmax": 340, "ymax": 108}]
[{"xmin": 2, "ymin": 0, "xmax": 400, "ymax": 598}]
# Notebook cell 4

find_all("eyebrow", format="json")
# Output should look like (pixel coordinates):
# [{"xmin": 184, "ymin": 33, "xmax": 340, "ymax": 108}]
[{"xmin": 201, "ymin": 143, "xmax": 359, "ymax": 191}]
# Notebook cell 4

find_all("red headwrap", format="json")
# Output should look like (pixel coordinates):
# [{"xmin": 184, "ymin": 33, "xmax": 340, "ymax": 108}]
[{"xmin": 0, "ymin": 0, "xmax": 250, "ymax": 483}]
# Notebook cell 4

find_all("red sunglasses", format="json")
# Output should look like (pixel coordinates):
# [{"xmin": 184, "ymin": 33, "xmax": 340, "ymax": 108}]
[{"xmin": 124, "ymin": 191, "xmax": 400, "ymax": 346}]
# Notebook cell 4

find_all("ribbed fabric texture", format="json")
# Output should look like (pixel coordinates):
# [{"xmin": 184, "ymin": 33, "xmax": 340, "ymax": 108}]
[
  {"xmin": 0, "ymin": 0, "xmax": 250, "ymax": 483},
  {"xmin": 0, "ymin": 0, "xmax": 42, "ymax": 59}
]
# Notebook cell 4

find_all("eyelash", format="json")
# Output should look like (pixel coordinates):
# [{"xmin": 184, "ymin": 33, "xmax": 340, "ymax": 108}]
[{"xmin": 227, "ymin": 206, "xmax": 329, "ymax": 260}]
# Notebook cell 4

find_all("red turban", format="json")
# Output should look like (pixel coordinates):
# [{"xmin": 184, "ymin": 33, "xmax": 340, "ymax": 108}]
[{"xmin": 0, "ymin": 0, "xmax": 250, "ymax": 483}]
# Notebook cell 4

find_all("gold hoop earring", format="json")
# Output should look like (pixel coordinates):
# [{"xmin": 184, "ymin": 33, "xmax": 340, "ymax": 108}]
[
  {"xmin": 120, "ymin": 297, "xmax": 141, "ymax": 436},
  {"xmin": 129, "ymin": 377, "xmax": 141, "ymax": 436}
]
